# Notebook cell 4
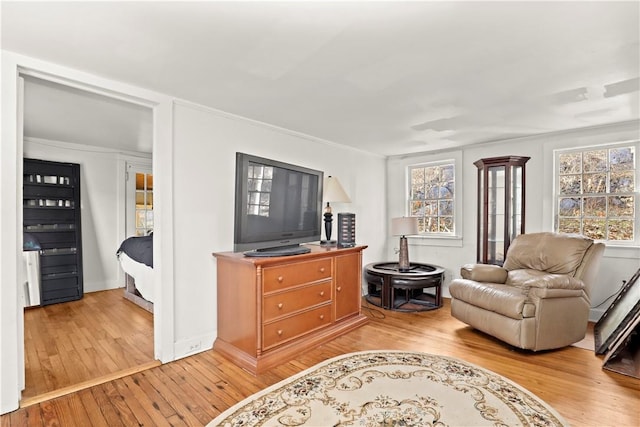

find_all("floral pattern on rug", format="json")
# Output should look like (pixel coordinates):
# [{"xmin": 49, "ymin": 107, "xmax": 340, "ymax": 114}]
[{"xmin": 209, "ymin": 351, "xmax": 567, "ymax": 427}]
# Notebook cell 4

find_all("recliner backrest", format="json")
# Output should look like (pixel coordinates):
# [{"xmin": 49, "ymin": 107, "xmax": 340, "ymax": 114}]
[{"xmin": 503, "ymin": 232, "xmax": 595, "ymax": 276}]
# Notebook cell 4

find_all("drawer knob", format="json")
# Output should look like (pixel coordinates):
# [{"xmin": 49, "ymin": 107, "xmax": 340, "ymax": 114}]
[
  {"xmin": 277, "ymin": 329, "xmax": 283, "ymax": 336},
  {"xmin": 319, "ymin": 291, "xmax": 325, "ymax": 297},
  {"xmin": 319, "ymin": 267, "xmax": 325, "ymax": 273},
  {"xmin": 319, "ymin": 314, "xmax": 324, "ymax": 320},
  {"xmin": 277, "ymin": 303, "xmax": 283, "ymax": 309},
  {"xmin": 337, "ymin": 286, "xmax": 342, "ymax": 292},
  {"xmin": 277, "ymin": 276, "xmax": 284, "ymax": 283}
]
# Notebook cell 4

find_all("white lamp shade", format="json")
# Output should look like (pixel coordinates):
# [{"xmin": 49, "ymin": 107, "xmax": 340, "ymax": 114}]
[
  {"xmin": 391, "ymin": 217, "xmax": 419, "ymax": 236},
  {"xmin": 324, "ymin": 176, "xmax": 351, "ymax": 203}
]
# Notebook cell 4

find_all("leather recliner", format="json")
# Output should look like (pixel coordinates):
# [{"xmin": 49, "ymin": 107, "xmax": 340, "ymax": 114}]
[{"xmin": 449, "ymin": 232, "xmax": 605, "ymax": 351}]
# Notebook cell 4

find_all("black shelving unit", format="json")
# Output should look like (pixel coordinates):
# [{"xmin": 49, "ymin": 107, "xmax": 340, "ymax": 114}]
[{"xmin": 23, "ymin": 158, "xmax": 83, "ymax": 305}]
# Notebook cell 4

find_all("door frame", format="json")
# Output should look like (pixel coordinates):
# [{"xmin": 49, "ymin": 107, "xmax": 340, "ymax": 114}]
[{"xmin": 1, "ymin": 51, "xmax": 175, "ymax": 413}]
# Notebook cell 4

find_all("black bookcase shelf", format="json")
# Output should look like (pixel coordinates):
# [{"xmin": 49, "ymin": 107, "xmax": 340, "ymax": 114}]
[{"xmin": 23, "ymin": 158, "xmax": 83, "ymax": 305}]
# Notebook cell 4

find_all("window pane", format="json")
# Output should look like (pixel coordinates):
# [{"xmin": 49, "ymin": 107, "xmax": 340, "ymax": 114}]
[
  {"xmin": 441, "ymin": 165, "xmax": 454, "ymax": 181},
  {"xmin": 559, "ymin": 153, "xmax": 581, "ymax": 174},
  {"xmin": 608, "ymin": 195, "xmax": 634, "ymax": 217},
  {"xmin": 424, "ymin": 217, "xmax": 438, "ymax": 232},
  {"xmin": 559, "ymin": 175, "xmax": 581, "ymax": 195},
  {"xmin": 610, "ymin": 170, "xmax": 634, "ymax": 193},
  {"xmin": 559, "ymin": 197, "xmax": 581, "ymax": 216},
  {"xmin": 439, "ymin": 217, "xmax": 453, "ymax": 233},
  {"xmin": 411, "ymin": 168, "xmax": 424, "ymax": 184},
  {"xmin": 559, "ymin": 218, "xmax": 581, "ymax": 234},
  {"xmin": 583, "ymin": 150, "xmax": 607, "ymax": 172},
  {"xmin": 583, "ymin": 196, "xmax": 606, "ymax": 217},
  {"xmin": 410, "ymin": 201, "xmax": 424, "ymax": 216},
  {"xmin": 440, "ymin": 182, "xmax": 454, "ymax": 198},
  {"xmin": 439, "ymin": 200, "xmax": 453, "ymax": 215},
  {"xmin": 583, "ymin": 173, "xmax": 606, "ymax": 193},
  {"xmin": 583, "ymin": 219, "xmax": 606, "ymax": 240},
  {"xmin": 608, "ymin": 219, "xmax": 634, "ymax": 241},
  {"xmin": 610, "ymin": 147, "xmax": 634, "ymax": 171},
  {"xmin": 411, "ymin": 184, "xmax": 425, "ymax": 199}
]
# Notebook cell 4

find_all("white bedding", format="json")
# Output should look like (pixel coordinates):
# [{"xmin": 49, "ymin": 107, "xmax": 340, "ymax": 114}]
[{"xmin": 118, "ymin": 252, "xmax": 154, "ymax": 303}]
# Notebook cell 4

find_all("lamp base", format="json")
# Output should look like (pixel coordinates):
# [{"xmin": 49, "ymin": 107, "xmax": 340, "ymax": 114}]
[
  {"xmin": 320, "ymin": 240, "xmax": 337, "ymax": 247},
  {"xmin": 398, "ymin": 236, "xmax": 410, "ymax": 272}
]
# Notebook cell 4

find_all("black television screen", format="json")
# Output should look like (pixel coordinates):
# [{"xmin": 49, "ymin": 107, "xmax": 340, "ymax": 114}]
[{"xmin": 234, "ymin": 152, "xmax": 323, "ymax": 255}]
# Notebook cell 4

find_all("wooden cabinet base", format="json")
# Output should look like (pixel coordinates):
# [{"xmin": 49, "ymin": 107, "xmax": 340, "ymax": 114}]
[
  {"xmin": 214, "ymin": 314, "xmax": 368, "ymax": 374},
  {"xmin": 213, "ymin": 245, "xmax": 368, "ymax": 375}
]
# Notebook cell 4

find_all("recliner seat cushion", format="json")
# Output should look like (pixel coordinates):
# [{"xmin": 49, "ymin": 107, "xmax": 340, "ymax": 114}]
[
  {"xmin": 506, "ymin": 269, "xmax": 585, "ymax": 290},
  {"xmin": 449, "ymin": 279, "xmax": 535, "ymax": 319},
  {"xmin": 503, "ymin": 232, "xmax": 593, "ymax": 275}
]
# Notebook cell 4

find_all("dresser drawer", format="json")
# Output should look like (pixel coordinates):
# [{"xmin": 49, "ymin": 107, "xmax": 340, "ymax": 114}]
[
  {"xmin": 263, "ymin": 281, "xmax": 332, "ymax": 322},
  {"xmin": 263, "ymin": 304, "xmax": 332, "ymax": 349},
  {"xmin": 263, "ymin": 258, "xmax": 332, "ymax": 292}
]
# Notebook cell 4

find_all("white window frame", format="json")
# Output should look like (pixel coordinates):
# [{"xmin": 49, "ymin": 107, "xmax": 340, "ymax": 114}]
[
  {"xmin": 408, "ymin": 160, "xmax": 456, "ymax": 235},
  {"xmin": 390, "ymin": 150, "xmax": 463, "ymax": 247},
  {"xmin": 552, "ymin": 140, "xmax": 640, "ymax": 248}
]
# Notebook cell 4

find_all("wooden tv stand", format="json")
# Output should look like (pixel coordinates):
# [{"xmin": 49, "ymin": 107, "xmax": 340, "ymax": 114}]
[{"xmin": 213, "ymin": 244, "xmax": 368, "ymax": 374}]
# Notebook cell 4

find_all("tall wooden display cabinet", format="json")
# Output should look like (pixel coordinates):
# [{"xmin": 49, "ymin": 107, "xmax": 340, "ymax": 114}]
[{"xmin": 474, "ymin": 156, "xmax": 529, "ymax": 265}]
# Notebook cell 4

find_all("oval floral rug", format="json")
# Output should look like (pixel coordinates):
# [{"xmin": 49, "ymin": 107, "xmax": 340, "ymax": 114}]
[{"xmin": 209, "ymin": 350, "xmax": 568, "ymax": 426}]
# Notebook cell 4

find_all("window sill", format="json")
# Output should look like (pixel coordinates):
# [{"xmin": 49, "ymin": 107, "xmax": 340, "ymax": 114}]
[
  {"xmin": 407, "ymin": 235, "xmax": 463, "ymax": 248},
  {"xmin": 602, "ymin": 244, "xmax": 640, "ymax": 259}
]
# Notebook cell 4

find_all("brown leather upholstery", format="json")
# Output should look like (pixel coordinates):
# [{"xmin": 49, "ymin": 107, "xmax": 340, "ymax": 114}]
[{"xmin": 449, "ymin": 232, "xmax": 605, "ymax": 351}]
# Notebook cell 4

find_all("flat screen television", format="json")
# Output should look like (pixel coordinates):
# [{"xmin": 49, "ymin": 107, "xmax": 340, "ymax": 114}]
[{"xmin": 234, "ymin": 152, "xmax": 323, "ymax": 256}]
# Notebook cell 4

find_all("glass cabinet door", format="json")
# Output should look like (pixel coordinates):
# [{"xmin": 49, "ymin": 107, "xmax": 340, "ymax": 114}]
[{"xmin": 475, "ymin": 156, "xmax": 529, "ymax": 265}]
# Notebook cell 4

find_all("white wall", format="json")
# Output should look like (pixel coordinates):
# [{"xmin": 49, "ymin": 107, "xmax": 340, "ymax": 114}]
[
  {"xmin": 170, "ymin": 101, "xmax": 387, "ymax": 355},
  {"xmin": 23, "ymin": 138, "xmax": 152, "ymax": 293},
  {"xmin": 387, "ymin": 121, "xmax": 640, "ymax": 321}
]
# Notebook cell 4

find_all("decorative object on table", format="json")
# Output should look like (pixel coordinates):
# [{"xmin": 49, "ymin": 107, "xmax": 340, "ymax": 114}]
[
  {"xmin": 321, "ymin": 176, "xmax": 350, "ymax": 245},
  {"xmin": 337, "ymin": 212, "xmax": 356, "ymax": 248},
  {"xmin": 595, "ymin": 267, "xmax": 640, "ymax": 357},
  {"xmin": 391, "ymin": 216, "xmax": 419, "ymax": 271},
  {"xmin": 474, "ymin": 156, "xmax": 529, "ymax": 265},
  {"xmin": 208, "ymin": 350, "xmax": 568, "ymax": 427}
]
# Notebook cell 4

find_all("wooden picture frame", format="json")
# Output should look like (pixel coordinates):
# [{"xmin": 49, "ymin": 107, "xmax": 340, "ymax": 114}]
[{"xmin": 594, "ymin": 268, "xmax": 640, "ymax": 355}]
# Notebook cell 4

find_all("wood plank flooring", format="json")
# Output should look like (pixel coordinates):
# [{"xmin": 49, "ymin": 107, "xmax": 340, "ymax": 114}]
[
  {"xmin": 22, "ymin": 288, "xmax": 155, "ymax": 403},
  {"xmin": 4, "ymin": 298, "xmax": 639, "ymax": 426}
]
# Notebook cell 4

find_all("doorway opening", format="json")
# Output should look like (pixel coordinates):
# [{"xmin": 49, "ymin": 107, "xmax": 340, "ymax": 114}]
[{"xmin": 19, "ymin": 72, "xmax": 157, "ymax": 405}]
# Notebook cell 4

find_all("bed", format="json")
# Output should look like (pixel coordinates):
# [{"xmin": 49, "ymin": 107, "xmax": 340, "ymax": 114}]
[{"xmin": 116, "ymin": 234, "xmax": 154, "ymax": 313}]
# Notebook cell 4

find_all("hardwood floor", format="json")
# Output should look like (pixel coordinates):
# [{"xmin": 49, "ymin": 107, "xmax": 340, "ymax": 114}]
[
  {"xmin": 4, "ymin": 298, "xmax": 639, "ymax": 426},
  {"xmin": 21, "ymin": 288, "xmax": 156, "ymax": 405}
]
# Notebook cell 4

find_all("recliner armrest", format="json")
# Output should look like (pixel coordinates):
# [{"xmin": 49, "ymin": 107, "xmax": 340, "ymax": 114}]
[{"xmin": 460, "ymin": 264, "xmax": 508, "ymax": 283}]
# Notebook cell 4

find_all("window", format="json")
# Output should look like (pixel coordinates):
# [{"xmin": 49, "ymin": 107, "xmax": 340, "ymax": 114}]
[
  {"xmin": 409, "ymin": 162, "xmax": 455, "ymax": 234},
  {"xmin": 555, "ymin": 144, "xmax": 636, "ymax": 242},
  {"xmin": 247, "ymin": 163, "xmax": 273, "ymax": 217},
  {"xmin": 134, "ymin": 172, "xmax": 153, "ymax": 236}
]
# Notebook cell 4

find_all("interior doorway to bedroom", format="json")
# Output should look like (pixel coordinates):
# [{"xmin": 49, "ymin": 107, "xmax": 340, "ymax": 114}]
[{"xmin": 19, "ymin": 74, "xmax": 157, "ymax": 406}]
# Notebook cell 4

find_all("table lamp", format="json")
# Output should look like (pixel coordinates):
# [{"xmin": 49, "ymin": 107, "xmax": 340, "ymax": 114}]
[
  {"xmin": 392, "ymin": 216, "xmax": 419, "ymax": 271},
  {"xmin": 321, "ymin": 176, "xmax": 351, "ymax": 245}
]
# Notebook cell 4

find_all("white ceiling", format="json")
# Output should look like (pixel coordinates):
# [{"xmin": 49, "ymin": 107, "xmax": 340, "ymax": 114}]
[{"xmin": 2, "ymin": 1, "xmax": 639, "ymax": 156}]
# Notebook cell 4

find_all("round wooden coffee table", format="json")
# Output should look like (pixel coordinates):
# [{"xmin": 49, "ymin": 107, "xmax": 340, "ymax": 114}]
[{"xmin": 364, "ymin": 262, "xmax": 444, "ymax": 312}]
